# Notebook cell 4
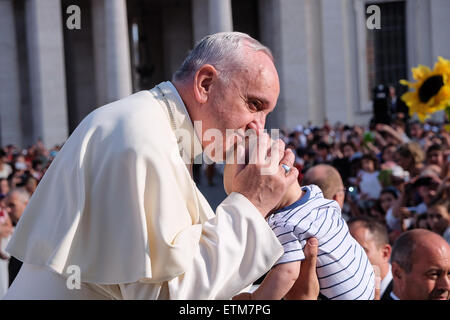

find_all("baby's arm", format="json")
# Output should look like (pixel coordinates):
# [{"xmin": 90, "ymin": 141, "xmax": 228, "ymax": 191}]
[{"xmin": 249, "ymin": 261, "xmax": 301, "ymax": 300}]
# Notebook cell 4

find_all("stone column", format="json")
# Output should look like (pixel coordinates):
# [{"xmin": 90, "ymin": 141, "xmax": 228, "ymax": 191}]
[
  {"xmin": 406, "ymin": 0, "xmax": 433, "ymax": 75},
  {"xmin": 192, "ymin": 0, "xmax": 233, "ymax": 46},
  {"xmin": 92, "ymin": 0, "xmax": 132, "ymax": 106},
  {"xmin": 259, "ymin": 0, "xmax": 326, "ymax": 130},
  {"xmin": 0, "ymin": 0, "xmax": 22, "ymax": 146},
  {"xmin": 192, "ymin": 0, "xmax": 210, "ymax": 43},
  {"xmin": 208, "ymin": 0, "xmax": 233, "ymax": 34},
  {"xmin": 320, "ymin": 0, "xmax": 357, "ymax": 125},
  {"xmin": 25, "ymin": 0, "xmax": 69, "ymax": 148},
  {"xmin": 429, "ymin": 0, "xmax": 450, "ymax": 61}
]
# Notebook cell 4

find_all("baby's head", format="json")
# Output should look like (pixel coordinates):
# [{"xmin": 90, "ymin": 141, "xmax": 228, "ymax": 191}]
[{"xmin": 361, "ymin": 153, "xmax": 379, "ymax": 173}]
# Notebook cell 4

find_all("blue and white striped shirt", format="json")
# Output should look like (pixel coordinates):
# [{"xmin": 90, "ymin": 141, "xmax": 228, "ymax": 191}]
[{"xmin": 267, "ymin": 185, "xmax": 375, "ymax": 300}]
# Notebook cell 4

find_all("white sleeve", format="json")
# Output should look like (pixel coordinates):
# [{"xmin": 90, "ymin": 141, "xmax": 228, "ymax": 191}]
[
  {"xmin": 119, "ymin": 192, "xmax": 284, "ymax": 300},
  {"xmin": 169, "ymin": 192, "xmax": 284, "ymax": 299}
]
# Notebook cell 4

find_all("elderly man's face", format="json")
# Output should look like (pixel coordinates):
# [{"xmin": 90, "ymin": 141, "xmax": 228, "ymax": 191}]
[
  {"xmin": 201, "ymin": 47, "xmax": 280, "ymax": 160},
  {"xmin": 394, "ymin": 239, "xmax": 450, "ymax": 300},
  {"xmin": 5, "ymin": 192, "xmax": 27, "ymax": 224}
]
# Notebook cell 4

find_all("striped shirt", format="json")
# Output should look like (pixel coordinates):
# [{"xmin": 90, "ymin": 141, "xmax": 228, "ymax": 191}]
[{"xmin": 267, "ymin": 185, "xmax": 375, "ymax": 300}]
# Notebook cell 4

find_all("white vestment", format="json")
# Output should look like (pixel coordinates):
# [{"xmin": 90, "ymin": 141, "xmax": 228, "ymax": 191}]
[{"xmin": 4, "ymin": 82, "xmax": 283, "ymax": 300}]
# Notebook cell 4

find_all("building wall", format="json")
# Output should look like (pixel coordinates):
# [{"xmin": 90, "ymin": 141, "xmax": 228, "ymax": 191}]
[
  {"xmin": 62, "ymin": 0, "xmax": 97, "ymax": 133},
  {"xmin": 1, "ymin": 0, "xmax": 450, "ymax": 147},
  {"xmin": 0, "ymin": 0, "xmax": 22, "ymax": 146}
]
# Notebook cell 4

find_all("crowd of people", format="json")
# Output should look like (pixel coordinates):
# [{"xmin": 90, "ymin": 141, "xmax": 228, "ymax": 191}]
[
  {"xmin": 0, "ymin": 140, "xmax": 62, "ymax": 296},
  {"xmin": 280, "ymin": 114, "xmax": 450, "ymax": 245},
  {"xmin": 1, "ymin": 109, "xmax": 449, "ymax": 299}
]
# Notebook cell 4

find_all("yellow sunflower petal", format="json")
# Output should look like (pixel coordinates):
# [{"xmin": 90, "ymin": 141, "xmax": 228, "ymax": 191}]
[
  {"xmin": 412, "ymin": 65, "xmax": 432, "ymax": 80},
  {"xmin": 434, "ymin": 57, "xmax": 450, "ymax": 80},
  {"xmin": 399, "ymin": 79, "xmax": 412, "ymax": 87},
  {"xmin": 403, "ymin": 57, "xmax": 450, "ymax": 122},
  {"xmin": 400, "ymin": 92, "xmax": 416, "ymax": 105},
  {"xmin": 440, "ymin": 85, "xmax": 450, "ymax": 99}
]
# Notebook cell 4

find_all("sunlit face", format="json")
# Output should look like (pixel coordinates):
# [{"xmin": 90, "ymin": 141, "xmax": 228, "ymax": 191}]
[
  {"xmin": 349, "ymin": 223, "xmax": 389, "ymax": 269},
  {"xmin": 380, "ymin": 192, "xmax": 396, "ymax": 213},
  {"xmin": 427, "ymin": 205, "xmax": 449, "ymax": 234},
  {"xmin": 427, "ymin": 150, "xmax": 444, "ymax": 166},
  {"xmin": 395, "ymin": 240, "xmax": 450, "ymax": 300},
  {"xmin": 5, "ymin": 192, "xmax": 27, "ymax": 224},
  {"xmin": 199, "ymin": 47, "xmax": 280, "ymax": 161}
]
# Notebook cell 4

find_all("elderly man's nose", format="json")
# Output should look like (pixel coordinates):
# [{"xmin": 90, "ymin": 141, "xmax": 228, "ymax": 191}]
[
  {"xmin": 247, "ymin": 119, "xmax": 264, "ymax": 134},
  {"xmin": 254, "ymin": 114, "xmax": 266, "ymax": 131}
]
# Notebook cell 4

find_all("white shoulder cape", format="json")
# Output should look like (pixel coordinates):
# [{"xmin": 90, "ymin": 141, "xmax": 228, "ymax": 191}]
[{"xmin": 6, "ymin": 82, "xmax": 215, "ymax": 284}]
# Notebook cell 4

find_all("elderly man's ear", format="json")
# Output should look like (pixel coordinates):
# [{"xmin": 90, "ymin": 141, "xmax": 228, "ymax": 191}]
[
  {"xmin": 391, "ymin": 262, "xmax": 404, "ymax": 281},
  {"xmin": 193, "ymin": 64, "xmax": 218, "ymax": 104}
]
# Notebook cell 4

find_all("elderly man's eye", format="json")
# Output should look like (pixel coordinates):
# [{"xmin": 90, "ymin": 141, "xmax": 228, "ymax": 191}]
[
  {"xmin": 427, "ymin": 271, "xmax": 441, "ymax": 279},
  {"xmin": 248, "ymin": 100, "xmax": 262, "ymax": 111}
]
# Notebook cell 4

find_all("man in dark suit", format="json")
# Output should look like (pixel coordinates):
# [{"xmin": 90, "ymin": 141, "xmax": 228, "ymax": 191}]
[
  {"xmin": 388, "ymin": 85, "xmax": 409, "ymax": 122},
  {"xmin": 348, "ymin": 217, "xmax": 393, "ymax": 300},
  {"xmin": 389, "ymin": 229, "xmax": 449, "ymax": 300}
]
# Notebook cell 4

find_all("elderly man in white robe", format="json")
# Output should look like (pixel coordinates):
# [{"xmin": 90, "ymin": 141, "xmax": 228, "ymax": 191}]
[{"xmin": 3, "ymin": 32, "xmax": 317, "ymax": 300}]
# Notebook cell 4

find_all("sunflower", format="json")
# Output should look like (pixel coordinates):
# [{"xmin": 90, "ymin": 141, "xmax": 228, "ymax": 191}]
[{"xmin": 400, "ymin": 56, "xmax": 450, "ymax": 121}]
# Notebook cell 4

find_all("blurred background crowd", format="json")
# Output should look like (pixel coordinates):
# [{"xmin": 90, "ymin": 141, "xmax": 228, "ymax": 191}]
[
  {"xmin": 1, "ymin": 95, "xmax": 449, "ymax": 299},
  {"xmin": 285, "ymin": 115, "xmax": 450, "ymax": 245}
]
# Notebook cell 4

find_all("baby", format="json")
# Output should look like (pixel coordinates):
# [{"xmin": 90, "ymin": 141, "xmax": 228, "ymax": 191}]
[{"xmin": 224, "ymin": 162, "xmax": 375, "ymax": 300}]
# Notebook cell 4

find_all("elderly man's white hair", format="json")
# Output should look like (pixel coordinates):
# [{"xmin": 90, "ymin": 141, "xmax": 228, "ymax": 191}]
[
  {"xmin": 8, "ymin": 188, "xmax": 30, "ymax": 203},
  {"xmin": 172, "ymin": 32, "xmax": 273, "ymax": 84}
]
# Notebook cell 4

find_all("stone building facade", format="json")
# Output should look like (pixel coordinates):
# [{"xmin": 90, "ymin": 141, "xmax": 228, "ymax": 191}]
[{"xmin": 1, "ymin": 0, "xmax": 449, "ymax": 148}]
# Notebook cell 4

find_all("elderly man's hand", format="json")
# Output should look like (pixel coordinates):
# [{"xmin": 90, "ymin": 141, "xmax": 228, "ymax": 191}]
[{"xmin": 230, "ymin": 133, "xmax": 298, "ymax": 217}]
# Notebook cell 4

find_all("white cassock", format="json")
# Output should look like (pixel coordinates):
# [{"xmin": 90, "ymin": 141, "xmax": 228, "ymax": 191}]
[{"xmin": 4, "ymin": 82, "xmax": 283, "ymax": 300}]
